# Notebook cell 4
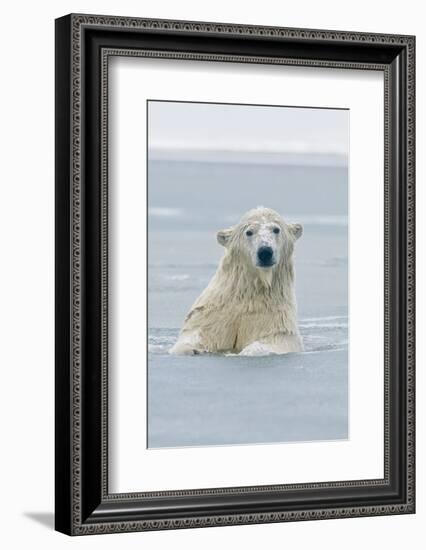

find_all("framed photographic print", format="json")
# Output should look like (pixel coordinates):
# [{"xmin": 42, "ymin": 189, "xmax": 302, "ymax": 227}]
[{"xmin": 55, "ymin": 14, "xmax": 415, "ymax": 535}]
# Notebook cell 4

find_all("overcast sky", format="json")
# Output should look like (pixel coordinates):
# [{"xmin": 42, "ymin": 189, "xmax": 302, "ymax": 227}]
[{"xmin": 148, "ymin": 100, "xmax": 349, "ymax": 156}]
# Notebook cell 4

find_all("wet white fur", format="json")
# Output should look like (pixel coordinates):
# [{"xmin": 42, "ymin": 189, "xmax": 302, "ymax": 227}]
[{"xmin": 170, "ymin": 207, "xmax": 303, "ymax": 356}]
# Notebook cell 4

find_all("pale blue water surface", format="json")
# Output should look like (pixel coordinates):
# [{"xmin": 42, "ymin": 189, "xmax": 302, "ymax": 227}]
[{"xmin": 147, "ymin": 159, "xmax": 348, "ymax": 448}]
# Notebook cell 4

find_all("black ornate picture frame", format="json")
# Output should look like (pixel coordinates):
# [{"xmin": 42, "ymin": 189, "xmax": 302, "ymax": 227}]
[{"xmin": 55, "ymin": 13, "xmax": 415, "ymax": 535}]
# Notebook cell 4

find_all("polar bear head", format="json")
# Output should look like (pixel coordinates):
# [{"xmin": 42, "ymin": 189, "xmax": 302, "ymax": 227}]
[{"xmin": 217, "ymin": 207, "xmax": 302, "ymax": 273}]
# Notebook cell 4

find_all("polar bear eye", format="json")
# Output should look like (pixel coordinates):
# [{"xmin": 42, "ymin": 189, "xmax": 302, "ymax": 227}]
[
  {"xmin": 273, "ymin": 227, "xmax": 280, "ymax": 234},
  {"xmin": 246, "ymin": 229, "xmax": 253, "ymax": 237}
]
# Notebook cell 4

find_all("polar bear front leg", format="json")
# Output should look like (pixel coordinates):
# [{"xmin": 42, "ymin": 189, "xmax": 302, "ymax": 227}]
[
  {"xmin": 238, "ymin": 341, "xmax": 273, "ymax": 356},
  {"xmin": 169, "ymin": 331, "xmax": 205, "ymax": 356},
  {"xmin": 239, "ymin": 334, "xmax": 303, "ymax": 356}
]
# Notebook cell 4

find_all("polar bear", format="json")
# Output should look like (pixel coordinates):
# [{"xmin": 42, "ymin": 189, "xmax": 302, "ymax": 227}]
[{"xmin": 170, "ymin": 207, "xmax": 303, "ymax": 356}]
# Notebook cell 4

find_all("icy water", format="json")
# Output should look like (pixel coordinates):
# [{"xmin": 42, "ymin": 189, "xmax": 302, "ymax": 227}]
[{"xmin": 148, "ymin": 159, "xmax": 348, "ymax": 448}]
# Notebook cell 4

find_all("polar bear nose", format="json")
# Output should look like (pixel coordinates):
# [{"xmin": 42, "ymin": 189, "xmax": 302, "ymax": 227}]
[{"xmin": 257, "ymin": 246, "xmax": 274, "ymax": 265}]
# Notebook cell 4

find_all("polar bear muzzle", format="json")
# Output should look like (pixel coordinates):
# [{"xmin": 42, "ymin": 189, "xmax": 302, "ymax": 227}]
[{"xmin": 257, "ymin": 246, "xmax": 275, "ymax": 267}]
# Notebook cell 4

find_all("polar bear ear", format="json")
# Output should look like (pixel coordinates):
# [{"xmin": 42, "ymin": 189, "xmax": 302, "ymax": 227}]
[
  {"xmin": 289, "ymin": 223, "xmax": 303, "ymax": 240},
  {"xmin": 217, "ymin": 227, "xmax": 233, "ymax": 247}
]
